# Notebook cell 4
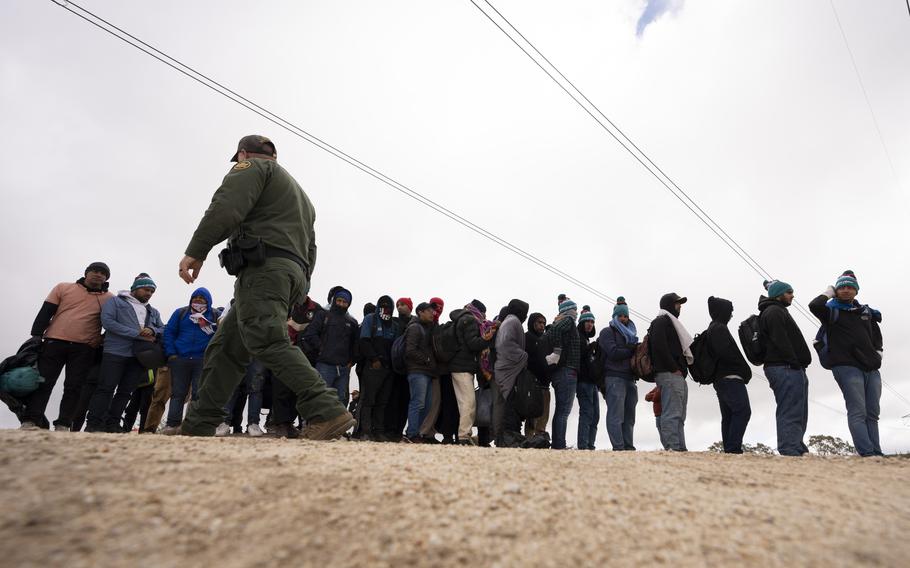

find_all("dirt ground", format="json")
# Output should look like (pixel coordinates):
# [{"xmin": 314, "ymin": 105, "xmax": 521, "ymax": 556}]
[{"xmin": 0, "ymin": 430, "xmax": 907, "ymax": 568}]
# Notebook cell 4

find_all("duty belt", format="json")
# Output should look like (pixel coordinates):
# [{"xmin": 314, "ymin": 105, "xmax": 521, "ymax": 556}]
[{"xmin": 264, "ymin": 245, "xmax": 310, "ymax": 278}]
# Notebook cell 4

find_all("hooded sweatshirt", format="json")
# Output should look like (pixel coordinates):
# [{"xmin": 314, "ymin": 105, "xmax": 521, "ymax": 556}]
[
  {"xmin": 358, "ymin": 295, "xmax": 400, "ymax": 367},
  {"xmin": 302, "ymin": 289, "xmax": 359, "ymax": 366},
  {"xmin": 758, "ymin": 296, "xmax": 811, "ymax": 368},
  {"xmin": 706, "ymin": 297, "xmax": 752, "ymax": 382},
  {"xmin": 163, "ymin": 287, "xmax": 218, "ymax": 359},
  {"xmin": 525, "ymin": 313, "xmax": 551, "ymax": 385},
  {"xmin": 576, "ymin": 320, "xmax": 599, "ymax": 384}
]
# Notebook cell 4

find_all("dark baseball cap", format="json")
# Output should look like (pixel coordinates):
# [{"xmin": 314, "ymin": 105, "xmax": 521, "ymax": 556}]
[
  {"xmin": 661, "ymin": 292, "xmax": 688, "ymax": 305},
  {"xmin": 230, "ymin": 135, "xmax": 277, "ymax": 162},
  {"xmin": 415, "ymin": 302, "xmax": 434, "ymax": 313}
]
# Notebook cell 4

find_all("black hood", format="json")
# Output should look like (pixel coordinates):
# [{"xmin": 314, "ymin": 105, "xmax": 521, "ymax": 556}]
[
  {"xmin": 757, "ymin": 295, "xmax": 784, "ymax": 313},
  {"xmin": 506, "ymin": 299, "xmax": 529, "ymax": 324},
  {"xmin": 362, "ymin": 303, "xmax": 376, "ymax": 318},
  {"xmin": 577, "ymin": 320, "xmax": 596, "ymax": 339},
  {"xmin": 708, "ymin": 296, "xmax": 733, "ymax": 324},
  {"xmin": 527, "ymin": 312, "xmax": 545, "ymax": 336}
]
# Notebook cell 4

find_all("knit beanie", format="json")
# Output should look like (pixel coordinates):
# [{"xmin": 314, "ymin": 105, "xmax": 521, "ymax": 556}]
[
  {"xmin": 578, "ymin": 311, "xmax": 595, "ymax": 324},
  {"xmin": 131, "ymin": 273, "xmax": 156, "ymax": 291},
  {"xmin": 397, "ymin": 297, "xmax": 413, "ymax": 312},
  {"xmin": 85, "ymin": 261, "xmax": 111, "ymax": 279},
  {"xmin": 612, "ymin": 296, "xmax": 630, "ymax": 318},
  {"xmin": 835, "ymin": 270, "xmax": 859, "ymax": 291},
  {"xmin": 764, "ymin": 279, "xmax": 792, "ymax": 299},
  {"xmin": 333, "ymin": 288, "xmax": 353, "ymax": 305},
  {"xmin": 558, "ymin": 299, "xmax": 577, "ymax": 314},
  {"xmin": 470, "ymin": 299, "xmax": 487, "ymax": 314}
]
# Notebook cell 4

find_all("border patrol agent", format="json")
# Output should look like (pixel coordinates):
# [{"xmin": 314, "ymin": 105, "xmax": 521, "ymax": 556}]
[{"xmin": 177, "ymin": 135, "xmax": 355, "ymax": 439}]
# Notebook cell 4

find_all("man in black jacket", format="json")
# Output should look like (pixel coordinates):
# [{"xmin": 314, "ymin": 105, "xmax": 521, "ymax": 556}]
[
  {"xmin": 758, "ymin": 280, "xmax": 811, "ymax": 456},
  {"xmin": 404, "ymin": 302, "xmax": 437, "ymax": 442},
  {"xmin": 301, "ymin": 287, "xmax": 358, "ymax": 406},
  {"xmin": 648, "ymin": 292, "xmax": 692, "ymax": 451},
  {"xmin": 524, "ymin": 313, "xmax": 551, "ymax": 438},
  {"xmin": 447, "ymin": 299, "xmax": 492, "ymax": 445},
  {"xmin": 808, "ymin": 271, "xmax": 883, "ymax": 456},
  {"xmin": 706, "ymin": 297, "xmax": 752, "ymax": 454}
]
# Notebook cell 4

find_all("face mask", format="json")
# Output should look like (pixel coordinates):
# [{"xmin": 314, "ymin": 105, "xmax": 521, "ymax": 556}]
[{"xmin": 191, "ymin": 302, "xmax": 207, "ymax": 313}]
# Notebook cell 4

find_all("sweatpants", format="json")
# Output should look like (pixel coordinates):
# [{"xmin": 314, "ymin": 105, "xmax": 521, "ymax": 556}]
[{"xmin": 451, "ymin": 372, "xmax": 477, "ymax": 439}]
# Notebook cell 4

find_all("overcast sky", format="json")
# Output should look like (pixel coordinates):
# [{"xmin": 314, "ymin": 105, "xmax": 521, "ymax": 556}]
[{"xmin": 2, "ymin": 0, "xmax": 908, "ymax": 451}]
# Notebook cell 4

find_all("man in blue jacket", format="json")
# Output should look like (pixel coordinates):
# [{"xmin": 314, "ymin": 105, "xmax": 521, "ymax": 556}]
[
  {"xmin": 160, "ymin": 287, "xmax": 218, "ymax": 434},
  {"xmin": 85, "ymin": 274, "xmax": 164, "ymax": 432}
]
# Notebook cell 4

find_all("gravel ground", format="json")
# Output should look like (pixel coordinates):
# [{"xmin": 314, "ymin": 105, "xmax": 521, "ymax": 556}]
[{"xmin": 0, "ymin": 430, "xmax": 907, "ymax": 568}]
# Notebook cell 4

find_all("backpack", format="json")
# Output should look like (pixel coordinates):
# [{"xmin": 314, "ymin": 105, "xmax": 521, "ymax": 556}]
[
  {"xmin": 513, "ymin": 369, "xmax": 544, "ymax": 420},
  {"xmin": 813, "ymin": 308, "xmax": 840, "ymax": 370},
  {"xmin": 431, "ymin": 313, "xmax": 467, "ymax": 364},
  {"xmin": 583, "ymin": 341, "xmax": 606, "ymax": 390},
  {"xmin": 390, "ymin": 333, "xmax": 408, "ymax": 375},
  {"xmin": 688, "ymin": 331, "xmax": 717, "ymax": 385},
  {"xmin": 631, "ymin": 334, "xmax": 655, "ymax": 382},
  {"xmin": 738, "ymin": 314, "xmax": 764, "ymax": 366}
]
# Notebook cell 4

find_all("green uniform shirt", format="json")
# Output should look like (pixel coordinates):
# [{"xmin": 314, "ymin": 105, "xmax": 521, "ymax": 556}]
[{"xmin": 185, "ymin": 158, "xmax": 317, "ymax": 272}]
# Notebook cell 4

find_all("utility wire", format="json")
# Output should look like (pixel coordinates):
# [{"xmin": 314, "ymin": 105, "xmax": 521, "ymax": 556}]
[
  {"xmin": 470, "ymin": 0, "xmax": 821, "ymax": 328},
  {"xmin": 829, "ymin": 0, "xmax": 902, "ymax": 190},
  {"xmin": 48, "ymin": 0, "xmax": 649, "ymax": 320},
  {"xmin": 49, "ymin": 1, "xmax": 910, "ymax": 417},
  {"xmin": 470, "ymin": 0, "xmax": 909, "ymax": 411}
]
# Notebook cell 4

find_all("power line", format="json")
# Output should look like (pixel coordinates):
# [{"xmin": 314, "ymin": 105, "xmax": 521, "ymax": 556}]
[
  {"xmin": 469, "ymin": 0, "xmax": 910, "ymax": 410},
  {"xmin": 48, "ymin": 1, "xmax": 910, "ymax": 414},
  {"xmin": 47, "ymin": 0, "xmax": 650, "ymax": 321},
  {"xmin": 829, "ymin": 0, "xmax": 902, "ymax": 190},
  {"xmin": 469, "ymin": 0, "xmax": 822, "ymax": 329}
]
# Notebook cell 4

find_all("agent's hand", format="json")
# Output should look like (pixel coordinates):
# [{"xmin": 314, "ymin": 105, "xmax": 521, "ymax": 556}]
[{"xmin": 179, "ymin": 255, "xmax": 204, "ymax": 284}]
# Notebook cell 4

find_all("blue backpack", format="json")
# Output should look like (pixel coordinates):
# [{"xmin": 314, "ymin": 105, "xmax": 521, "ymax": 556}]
[{"xmin": 813, "ymin": 308, "xmax": 839, "ymax": 370}]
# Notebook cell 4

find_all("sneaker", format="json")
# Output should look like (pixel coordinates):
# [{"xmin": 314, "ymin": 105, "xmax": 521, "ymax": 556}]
[
  {"xmin": 19, "ymin": 421, "xmax": 39, "ymax": 431},
  {"xmin": 456, "ymin": 438, "xmax": 477, "ymax": 446},
  {"xmin": 160, "ymin": 425, "xmax": 181, "ymax": 436},
  {"xmin": 403, "ymin": 435, "xmax": 423, "ymax": 444},
  {"xmin": 301, "ymin": 411, "xmax": 356, "ymax": 441},
  {"xmin": 214, "ymin": 423, "xmax": 231, "ymax": 437},
  {"xmin": 247, "ymin": 424, "xmax": 264, "ymax": 437}
]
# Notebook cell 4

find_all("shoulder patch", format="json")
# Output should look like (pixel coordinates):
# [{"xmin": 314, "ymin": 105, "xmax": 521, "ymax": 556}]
[{"xmin": 232, "ymin": 160, "xmax": 252, "ymax": 171}]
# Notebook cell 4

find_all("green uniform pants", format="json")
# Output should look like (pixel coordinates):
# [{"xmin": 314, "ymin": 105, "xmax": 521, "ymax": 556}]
[{"xmin": 182, "ymin": 258, "xmax": 345, "ymax": 436}]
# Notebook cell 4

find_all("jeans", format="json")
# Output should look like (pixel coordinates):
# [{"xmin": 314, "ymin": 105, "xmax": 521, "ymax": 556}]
[
  {"xmin": 406, "ymin": 373, "xmax": 433, "ymax": 439},
  {"xmin": 655, "ymin": 416, "xmax": 666, "ymax": 449},
  {"xmin": 604, "ymin": 376, "xmax": 637, "ymax": 451},
  {"xmin": 551, "ymin": 367, "xmax": 577, "ymax": 449},
  {"xmin": 316, "ymin": 362, "xmax": 351, "ymax": 407},
  {"xmin": 576, "ymin": 381, "xmax": 600, "ymax": 450},
  {"xmin": 166, "ymin": 357, "xmax": 204, "ymax": 427},
  {"xmin": 86, "ymin": 354, "xmax": 144, "ymax": 432},
  {"xmin": 224, "ymin": 360, "xmax": 265, "ymax": 427},
  {"xmin": 655, "ymin": 372, "xmax": 687, "ymax": 451},
  {"xmin": 832, "ymin": 366, "xmax": 882, "ymax": 456},
  {"xmin": 764, "ymin": 365, "xmax": 809, "ymax": 456},
  {"xmin": 713, "ymin": 378, "xmax": 751, "ymax": 454}
]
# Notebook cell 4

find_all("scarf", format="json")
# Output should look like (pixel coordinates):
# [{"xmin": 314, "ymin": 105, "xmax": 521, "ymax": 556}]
[
  {"xmin": 657, "ymin": 308, "xmax": 694, "ymax": 365},
  {"xmin": 825, "ymin": 298, "xmax": 881, "ymax": 321},
  {"xmin": 610, "ymin": 316, "xmax": 638, "ymax": 344},
  {"xmin": 189, "ymin": 312, "xmax": 217, "ymax": 335},
  {"xmin": 465, "ymin": 304, "xmax": 496, "ymax": 339}
]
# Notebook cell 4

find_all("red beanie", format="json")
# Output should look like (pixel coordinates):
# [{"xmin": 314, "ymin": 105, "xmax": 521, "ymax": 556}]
[
  {"xmin": 396, "ymin": 297, "xmax": 413, "ymax": 312},
  {"xmin": 430, "ymin": 297, "xmax": 445, "ymax": 321}
]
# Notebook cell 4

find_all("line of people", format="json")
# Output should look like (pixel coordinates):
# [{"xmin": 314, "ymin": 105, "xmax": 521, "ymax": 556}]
[{"xmin": 4, "ymin": 262, "xmax": 885, "ymax": 457}]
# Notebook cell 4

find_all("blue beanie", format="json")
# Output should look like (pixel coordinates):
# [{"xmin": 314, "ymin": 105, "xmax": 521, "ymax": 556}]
[
  {"xmin": 578, "ymin": 311, "xmax": 595, "ymax": 323},
  {"xmin": 334, "ymin": 288, "xmax": 353, "ymax": 304},
  {"xmin": 558, "ymin": 299, "xmax": 577, "ymax": 314},
  {"xmin": 764, "ymin": 279, "xmax": 792, "ymax": 299},
  {"xmin": 612, "ymin": 296, "xmax": 629, "ymax": 318},
  {"xmin": 131, "ymin": 273, "xmax": 156, "ymax": 291},
  {"xmin": 835, "ymin": 270, "xmax": 859, "ymax": 291}
]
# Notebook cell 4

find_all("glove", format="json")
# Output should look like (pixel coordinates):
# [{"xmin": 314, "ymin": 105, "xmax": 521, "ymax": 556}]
[
  {"xmin": 824, "ymin": 285, "xmax": 835, "ymax": 299},
  {"xmin": 545, "ymin": 353, "xmax": 560, "ymax": 365}
]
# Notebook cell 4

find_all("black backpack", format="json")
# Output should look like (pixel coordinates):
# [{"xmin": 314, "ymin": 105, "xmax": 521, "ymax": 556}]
[
  {"xmin": 738, "ymin": 315, "xmax": 764, "ymax": 366},
  {"xmin": 813, "ymin": 308, "xmax": 840, "ymax": 370},
  {"xmin": 513, "ymin": 369, "xmax": 544, "ymax": 420},
  {"xmin": 432, "ymin": 313, "xmax": 468, "ymax": 364},
  {"xmin": 688, "ymin": 331, "xmax": 717, "ymax": 385},
  {"xmin": 583, "ymin": 341, "xmax": 607, "ymax": 390}
]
